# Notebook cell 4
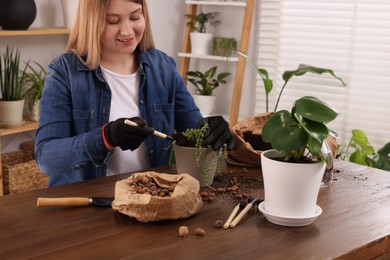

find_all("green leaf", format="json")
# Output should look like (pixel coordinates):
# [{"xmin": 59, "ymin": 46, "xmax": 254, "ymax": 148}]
[
  {"xmin": 282, "ymin": 64, "xmax": 346, "ymax": 86},
  {"xmin": 295, "ymin": 114, "xmax": 329, "ymax": 144},
  {"xmin": 271, "ymin": 127, "xmax": 308, "ymax": 153},
  {"xmin": 367, "ymin": 142, "xmax": 390, "ymax": 171},
  {"xmin": 294, "ymin": 96, "xmax": 339, "ymax": 123},
  {"xmin": 351, "ymin": 129, "xmax": 370, "ymax": 147},
  {"xmin": 262, "ymin": 110, "xmax": 292, "ymax": 142}
]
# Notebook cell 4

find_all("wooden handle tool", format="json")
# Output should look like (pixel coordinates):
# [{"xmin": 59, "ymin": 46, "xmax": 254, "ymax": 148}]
[
  {"xmin": 224, "ymin": 203, "xmax": 242, "ymax": 229},
  {"xmin": 229, "ymin": 199, "xmax": 258, "ymax": 228},
  {"xmin": 124, "ymin": 119, "xmax": 174, "ymax": 141},
  {"xmin": 37, "ymin": 197, "xmax": 90, "ymax": 207},
  {"xmin": 37, "ymin": 197, "xmax": 113, "ymax": 207}
]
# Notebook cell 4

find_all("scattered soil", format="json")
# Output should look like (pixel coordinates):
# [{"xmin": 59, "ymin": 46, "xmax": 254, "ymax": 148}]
[{"xmin": 200, "ymin": 166, "xmax": 264, "ymax": 205}]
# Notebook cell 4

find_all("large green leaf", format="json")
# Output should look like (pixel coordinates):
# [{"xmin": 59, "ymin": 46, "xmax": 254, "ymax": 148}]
[
  {"xmin": 262, "ymin": 110, "xmax": 292, "ymax": 142},
  {"xmin": 367, "ymin": 142, "xmax": 390, "ymax": 171},
  {"xmin": 271, "ymin": 127, "xmax": 308, "ymax": 153},
  {"xmin": 282, "ymin": 64, "xmax": 346, "ymax": 86},
  {"xmin": 294, "ymin": 96, "xmax": 339, "ymax": 123},
  {"xmin": 294, "ymin": 114, "xmax": 329, "ymax": 144}
]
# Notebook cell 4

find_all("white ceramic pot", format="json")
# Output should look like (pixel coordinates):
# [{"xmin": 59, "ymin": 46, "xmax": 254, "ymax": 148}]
[
  {"xmin": 260, "ymin": 149, "xmax": 325, "ymax": 218},
  {"xmin": 0, "ymin": 99, "xmax": 25, "ymax": 128},
  {"xmin": 173, "ymin": 143, "xmax": 220, "ymax": 187},
  {"xmin": 190, "ymin": 32, "xmax": 213, "ymax": 55},
  {"xmin": 61, "ymin": 0, "xmax": 78, "ymax": 29},
  {"xmin": 192, "ymin": 94, "xmax": 216, "ymax": 116}
]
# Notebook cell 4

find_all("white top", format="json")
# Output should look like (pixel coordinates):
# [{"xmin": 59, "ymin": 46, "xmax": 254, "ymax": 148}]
[{"xmin": 101, "ymin": 66, "xmax": 149, "ymax": 176}]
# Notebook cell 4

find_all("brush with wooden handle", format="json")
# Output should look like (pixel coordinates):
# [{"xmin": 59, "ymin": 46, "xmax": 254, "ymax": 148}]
[
  {"xmin": 229, "ymin": 199, "xmax": 259, "ymax": 228},
  {"xmin": 224, "ymin": 202, "xmax": 243, "ymax": 229},
  {"xmin": 124, "ymin": 119, "xmax": 174, "ymax": 141}
]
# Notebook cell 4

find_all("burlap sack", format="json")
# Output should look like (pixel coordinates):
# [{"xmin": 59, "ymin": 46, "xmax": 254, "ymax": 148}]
[
  {"xmin": 112, "ymin": 171, "xmax": 203, "ymax": 222},
  {"xmin": 227, "ymin": 112, "xmax": 274, "ymax": 167}
]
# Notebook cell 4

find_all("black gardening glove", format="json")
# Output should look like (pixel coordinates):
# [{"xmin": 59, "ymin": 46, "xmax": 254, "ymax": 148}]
[
  {"xmin": 198, "ymin": 116, "xmax": 235, "ymax": 151},
  {"xmin": 104, "ymin": 117, "xmax": 154, "ymax": 151}
]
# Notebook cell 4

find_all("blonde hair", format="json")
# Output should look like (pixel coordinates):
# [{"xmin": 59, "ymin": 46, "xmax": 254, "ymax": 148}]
[{"xmin": 66, "ymin": 0, "xmax": 155, "ymax": 69}]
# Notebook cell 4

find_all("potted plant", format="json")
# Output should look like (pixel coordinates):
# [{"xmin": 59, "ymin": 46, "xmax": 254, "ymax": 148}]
[
  {"xmin": 0, "ymin": 46, "xmax": 30, "ymax": 127},
  {"xmin": 23, "ymin": 61, "xmax": 47, "ymax": 122},
  {"xmin": 258, "ymin": 96, "xmax": 340, "ymax": 226},
  {"xmin": 186, "ymin": 66, "xmax": 230, "ymax": 115},
  {"xmin": 172, "ymin": 124, "xmax": 224, "ymax": 187},
  {"xmin": 228, "ymin": 50, "xmax": 345, "ymax": 169},
  {"xmin": 184, "ymin": 11, "xmax": 221, "ymax": 55},
  {"xmin": 211, "ymin": 37, "xmax": 238, "ymax": 61}
]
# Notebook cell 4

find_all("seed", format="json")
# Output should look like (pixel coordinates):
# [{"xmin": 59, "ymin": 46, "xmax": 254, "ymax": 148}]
[
  {"xmin": 179, "ymin": 226, "xmax": 189, "ymax": 237},
  {"xmin": 195, "ymin": 227, "xmax": 206, "ymax": 236},
  {"xmin": 214, "ymin": 220, "xmax": 224, "ymax": 228}
]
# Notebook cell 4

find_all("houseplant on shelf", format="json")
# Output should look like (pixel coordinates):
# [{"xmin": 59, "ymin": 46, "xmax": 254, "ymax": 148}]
[
  {"xmin": 186, "ymin": 66, "xmax": 230, "ymax": 115},
  {"xmin": 184, "ymin": 11, "xmax": 221, "ymax": 55},
  {"xmin": 211, "ymin": 37, "xmax": 238, "ymax": 61},
  {"xmin": 172, "ymin": 124, "xmax": 224, "ymax": 187},
  {"xmin": 0, "ymin": 46, "xmax": 30, "ymax": 128},
  {"xmin": 23, "ymin": 61, "xmax": 47, "ymax": 122}
]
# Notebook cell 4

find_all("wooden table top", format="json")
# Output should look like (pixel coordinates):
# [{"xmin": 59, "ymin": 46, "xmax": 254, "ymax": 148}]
[{"xmin": 0, "ymin": 160, "xmax": 389, "ymax": 259}]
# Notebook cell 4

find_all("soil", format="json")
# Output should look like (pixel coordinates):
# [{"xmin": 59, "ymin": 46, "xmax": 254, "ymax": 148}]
[{"xmin": 200, "ymin": 166, "xmax": 264, "ymax": 206}]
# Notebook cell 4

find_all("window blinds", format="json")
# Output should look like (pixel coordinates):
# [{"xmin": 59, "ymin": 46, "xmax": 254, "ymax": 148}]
[{"xmin": 256, "ymin": 0, "xmax": 390, "ymax": 150}]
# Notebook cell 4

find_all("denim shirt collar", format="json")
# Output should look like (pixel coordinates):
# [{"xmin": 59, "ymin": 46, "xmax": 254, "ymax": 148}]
[{"xmin": 75, "ymin": 48, "xmax": 150, "ymax": 83}]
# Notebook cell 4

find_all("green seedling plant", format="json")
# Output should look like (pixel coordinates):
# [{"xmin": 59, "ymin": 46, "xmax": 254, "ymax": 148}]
[
  {"xmin": 338, "ymin": 129, "xmax": 390, "ymax": 171},
  {"xmin": 186, "ymin": 66, "xmax": 231, "ymax": 96}
]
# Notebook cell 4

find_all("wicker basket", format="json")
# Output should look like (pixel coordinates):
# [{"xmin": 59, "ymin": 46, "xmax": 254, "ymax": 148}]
[{"xmin": 2, "ymin": 150, "xmax": 48, "ymax": 195}]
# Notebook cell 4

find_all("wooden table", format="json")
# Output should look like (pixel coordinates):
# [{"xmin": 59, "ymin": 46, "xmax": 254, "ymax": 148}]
[{"xmin": 0, "ymin": 160, "xmax": 389, "ymax": 259}]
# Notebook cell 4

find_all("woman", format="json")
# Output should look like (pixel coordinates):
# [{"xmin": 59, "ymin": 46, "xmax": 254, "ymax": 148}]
[{"xmin": 35, "ymin": 0, "xmax": 234, "ymax": 186}]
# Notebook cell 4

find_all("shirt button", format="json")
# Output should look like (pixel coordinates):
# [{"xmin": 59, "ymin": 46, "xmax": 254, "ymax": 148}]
[
  {"xmin": 140, "ymin": 100, "xmax": 145, "ymax": 104},
  {"xmin": 149, "ymin": 149, "xmax": 154, "ymax": 154}
]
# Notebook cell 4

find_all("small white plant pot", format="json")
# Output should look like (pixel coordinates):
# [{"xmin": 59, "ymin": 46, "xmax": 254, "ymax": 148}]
[
  {"xmin": 190, "ymin": 32, "xmax": 213, "ymax": 55},
  {"xmin": 261, "ymin": 149, "xmax": 325, "ymax": 218},
  {"xmin": 173, "ymin": 143, "xmax": 220, "ymax": 187},
  {"xmin": 0, "ymin": 99, "xmax": 25, "ymax": 128},
  {"xmin": 61, "ymin": 0, "xmax": 79, "ymax": 29},
  {"xmin": 192, "ymin": 94, "xmax": 216, "ymax": 116}
]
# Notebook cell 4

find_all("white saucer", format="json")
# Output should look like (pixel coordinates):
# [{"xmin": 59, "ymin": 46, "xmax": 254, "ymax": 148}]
[
  {"xmin": 258, "ymin": 201, "xmax": 322, "ymax": 227},
  {"xmin": 0, "ymin": 120, "xmax": 25, "ymax": 128}
]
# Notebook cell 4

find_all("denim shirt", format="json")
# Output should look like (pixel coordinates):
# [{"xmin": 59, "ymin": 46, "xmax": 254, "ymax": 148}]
[{"xmin": 35, "ymin": 48, "xmax": 202, "ymax": 186}]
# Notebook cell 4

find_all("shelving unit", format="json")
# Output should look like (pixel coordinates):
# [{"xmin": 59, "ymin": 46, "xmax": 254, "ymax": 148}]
[
  {"xmin": 179, "ymin": 0, "xmax": 255, "ymax": 126},
  {"xmin": 0, "ymin": 27, "xmax": 70, "ymax": 37},
  {"xmin": 0, "ymin": 26, "xmax": 70, "ymax": 196},
  {"xmin": 0, "ymin": 121, "xmax": 39, "ymax": 196}
]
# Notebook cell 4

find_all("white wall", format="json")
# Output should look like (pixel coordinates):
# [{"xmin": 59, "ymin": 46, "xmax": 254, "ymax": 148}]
[{"xmin": 1, "ymin": 0, "xmax": 257, "ymax": 153}]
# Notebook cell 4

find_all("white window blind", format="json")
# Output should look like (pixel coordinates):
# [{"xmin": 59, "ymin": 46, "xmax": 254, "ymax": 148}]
[{"xmin": 255, "ymin": 0, "xmax": 390, "ymax": 150}]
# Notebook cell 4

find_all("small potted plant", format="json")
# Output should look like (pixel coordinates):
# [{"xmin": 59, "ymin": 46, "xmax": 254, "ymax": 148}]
[
  {"xmin": 186, "ymin": 66, "xmax": 230, "ymax": 115},
  {"xmin": 184, "ymin": 11, "xmax": 221, "ymax": 55},
  {"xmin": 0, "ymin": 46, "xmax": 30, "ymax": 127},
  {"xmin": 211, "ymin": 37, "xmax": 238, "ymax": 61},
  {"xmin": 172, "ymin": 124, "xmax": 224, "ymax": 187}
]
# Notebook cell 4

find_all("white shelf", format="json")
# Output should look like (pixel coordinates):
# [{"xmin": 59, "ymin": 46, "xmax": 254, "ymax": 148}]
[
  {"xmin": 178, "ymin": 52, "xmax": 239, "ymax": 62},
  {"xmin": 185, "ymin": 1, "xmax": 246, "ymax": 7}
]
